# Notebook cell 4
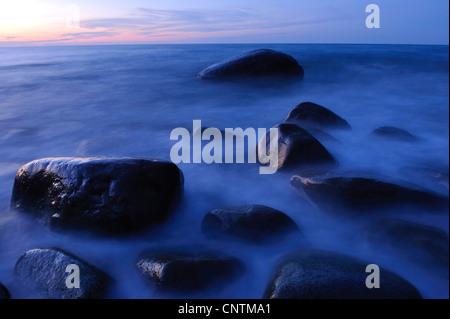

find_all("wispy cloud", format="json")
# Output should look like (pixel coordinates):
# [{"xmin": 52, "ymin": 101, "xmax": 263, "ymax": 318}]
[{"xmin": 60, "ymin": 31, "xmax": 118, "ymax": 40}]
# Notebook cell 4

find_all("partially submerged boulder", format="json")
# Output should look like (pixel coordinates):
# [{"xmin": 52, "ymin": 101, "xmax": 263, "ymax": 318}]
[
  {"xmin": 257, "ymin": 123, "xmax": 336, "ymax": 171},
  {"xmin": 136, "ymin": 251, "xmax": 244, "ymax": 293},
  {"xmin": 14, "ymin": 248, "xmax": 111, "ymax": 299},
  {"xmin": 10, "ymin": 157, "xmax": 184, "ymax": 235},
  {"xmin": 196, "ymin": 49, "xmax": 304, "ymax": 80},
  {"xmin": 201, "ymin": 205, "xmax": 300, "ymax": 243},
  {"xmin": 371, "ymin": 126, "xmax": 418, "ymax": 142},
  {"xmin": 284, "ymin": 102, "xmax": 351, "ymax": 130},
  {"xmin": 291, "ymin": 175, "xmax": 449, "ymax": 214},
  {"xmin": 263, "ymin": 250, "xmax": 421, "ymax": 299}
]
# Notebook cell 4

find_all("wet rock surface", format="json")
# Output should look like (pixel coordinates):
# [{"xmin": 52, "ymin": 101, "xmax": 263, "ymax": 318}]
[
  {"xmin": 201, "ymin": 205, "xmax": 300, "ymax": 243},
  {"xmin": 136, "ymin": 251, "xmax": 245, "ymax": 293},
  {"xmin": 14, "ymin": 248, "xmax": 111, "ymax": 299},
  {"xmin": 0, "ymin": 282, "xmax": 10, "ymax": 299},
  {"xmin": 10, "ymin": 157, "xmax": 184, "ymax": 235},
  {"xmin": 284, "ymin": 102, "xmax": 351, "ymax": 130},
  {"xmin": 263, "ymin": 250, "xmax": 422, "ymax": 299},
  {"xmin": 291, "ymin": 175, "xmax": 449, "ymax": 214},
  {"xmin": 258, "ymin": 123, "xmax": 336, "ymax": 171},
  {"xmin": 196, "ymin": 49, "xmax": 304, "ymax": 80}
]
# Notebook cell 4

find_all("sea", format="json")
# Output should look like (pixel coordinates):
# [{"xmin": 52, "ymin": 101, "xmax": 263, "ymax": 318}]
[{"xmin": 0, "ymin": 44, "xmax": 448, "ymax": 298}]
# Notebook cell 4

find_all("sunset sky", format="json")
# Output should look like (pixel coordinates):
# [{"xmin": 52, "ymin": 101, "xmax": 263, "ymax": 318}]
[{"xmin": 0, "ymin": 0, "xmax": 448, "ymax": 46}]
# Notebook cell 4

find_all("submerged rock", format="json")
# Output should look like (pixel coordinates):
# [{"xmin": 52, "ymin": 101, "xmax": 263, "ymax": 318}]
[
  {"xmin": 10, "ymin": 157, "xmax": 184, "ymax": 235},
  {"xmin": 291, "ymin": 176, "xmax": 449, "ymax": 214},
  {"xmin": 284, "ymin": 102, "xmax": 351, "ymax": 130},
  {"xmin": 0, "ymin": 282, "xmax": 10, "ymax": 299},
  {"xmin": 257, "ymin": 123, "xmax": 336, "ymax": 171},
  {"xmin": 14, "ymin": 248, "xmax": 111, "ymax": 299},
  {"xmin": 371, "ymin": 126, "xmax": 418, "ymax": 142},
  {"xmin": 201, "ymin": 205, "xmax": 300, "ymax": 243},
  {"xmin": 196, "ymin": 49, "xmax": 304, "ymax": 80},
  {"xmin": 263, "ymin": 250, "xmax": 421, "ymax": 299},
  {"xmin": 366, "ymin": 219, "xmax": 449, "ymax": 277},
  {"xmin": 136, "ymin": 251, "xmax": 244, "ymax": 293}
]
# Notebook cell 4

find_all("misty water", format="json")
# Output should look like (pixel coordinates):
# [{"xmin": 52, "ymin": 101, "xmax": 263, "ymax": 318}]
[{"xmin": 0, "ymin": 44, "xmax": 448, "ymax": 298}]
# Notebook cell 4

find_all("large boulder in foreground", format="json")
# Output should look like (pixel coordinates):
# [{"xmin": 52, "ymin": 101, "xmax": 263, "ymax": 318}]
[
  {"xmin": 291, "ymin": 175, "xmax": 449, "ymax": 214},
  {"xmin": 14, "ymin": 248, "xmax": 111, "ymax": 299},
  {"xmin": 196, "ymin": 49, "xmax": 304, "ymax": 80},
  {"xmin": 136, "ymin": 251, "xmax": 244, "ymax": 293},
  {"xmin": 10, "ymin": 157, "xmax": 184, "ymax": 235},
  {"xmin": 371, "ymin": 126, "xmax": 418, "ymax": 142},
  {"xmin": 0, "ymin": 282, "xmax": 10, "ymax": 299},
  {"xmin": 201, "ymin": 205, "xmax": 300, "ymax": 243},
  {"xmin": 366, "ymin": 219, "xmax": 449, "ymax": 277},
  {"xmin": 257, "ymin": 123, "xmax": 336, "ymax": 171},
  {"xmin": 263, "ymin": 250, "xmax": 421, "ymax": 299},
  {"xmin": 284, "ymin": 102, "xmax": 351, "ymax": 130}
]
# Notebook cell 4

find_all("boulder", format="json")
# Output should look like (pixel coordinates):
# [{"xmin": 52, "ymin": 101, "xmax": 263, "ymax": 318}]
[
  {"xmin": 201, "ymin": 205, "xmax": 300, "ymax": 243},
  {"xmin": 257, "ymin": 123, "xmax": 336, "ymax": 171},
  {"xmin": 284, "ymin": 102, "xmax": 351, "ymax": 130},
  {"xmin": 366, "ymin": 219, "xmax": 449, "ymax": 277},
  {"xmin": 10, "ymin": 157, "xmax": 184, "ymax": 235},
  {"xmin": 136, "ymin": 251, "xmax": 244, "ymax": 293},
  {"xmin": 371, "ymin": 126, "xmax": 418, "ymax": 142},
  {"xmin": 196, "ymin": 49, "xmax": 304, "ymax": 80},
  {"xmin": 14, "ymin": 248, "xmax": 111, "ymax": 299},
  {"xmin": 263, "ymin": 250, "xmax": 421, "ymax": 299},
  {"xmin": 0, "ymin": 282, "xmax": 10, "ymax": 299},
  {"xmin": 291, "ymin": 175, "xmax": 449, "ymax": 214}
]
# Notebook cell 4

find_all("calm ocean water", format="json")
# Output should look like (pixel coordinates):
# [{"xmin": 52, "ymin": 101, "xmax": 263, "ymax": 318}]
[{"xmin": 0, "ymin": 44, "xmax": 448, "ymax": 298}]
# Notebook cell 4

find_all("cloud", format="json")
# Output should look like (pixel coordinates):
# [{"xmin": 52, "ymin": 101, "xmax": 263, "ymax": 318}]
[{"xmin": 60, "ymin": 31, "xmax": 118, "ymax": 40}]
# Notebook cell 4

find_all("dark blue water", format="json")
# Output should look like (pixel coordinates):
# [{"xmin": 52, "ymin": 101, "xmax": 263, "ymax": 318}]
[{"xmin": 0, "ymin": 44, "xmax": 448, "ymax": 298}]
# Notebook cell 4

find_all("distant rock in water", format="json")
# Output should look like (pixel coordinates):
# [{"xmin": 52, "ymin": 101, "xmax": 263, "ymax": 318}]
[
  {"xmin": 284, "ymin": 102, "xmax": 351, "ymax": 130},
  {"xmin": 257, "ymin": 123, "xmax": 336, "ymax": 171},
  {"xmin": 136, "ymin": 251, "xmax": 244, "ymax": 293},
  {"xmin": 14, "ymin": 248, "xmax": 111, "ymax": 299},
  {"xmin": 201, "ymin": 205, "xmax": 301, "ymax": 243},
  {"xmin": 263, "ymin": 250, "xmax": 421, "ymax": 299},
  {"xmin": 291, "ymin": 176, "xmax": 449, "ymax": 214},
  {"xmin": 366, "ymin": 219, "xmax": 449, "ymax": 278},
  {"xmin": 196, "ymin": 49, "xmax": 304, "ymax": 80},
  {"xmin": 371, "ymin": 126, "xmax": 418, "ymax": 142},
  {"xmin": 0, "ymin": 282, "xmax": 10, "ymax": 299},
  {"xmin": 10, "ymin": 157, "xmax": 184, "ymax": 235}
]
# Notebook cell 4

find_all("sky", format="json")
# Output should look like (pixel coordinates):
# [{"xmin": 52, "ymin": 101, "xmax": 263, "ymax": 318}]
[{"xmin": 0, "ymin": 0, "xmax": 448, "ymax": 46}]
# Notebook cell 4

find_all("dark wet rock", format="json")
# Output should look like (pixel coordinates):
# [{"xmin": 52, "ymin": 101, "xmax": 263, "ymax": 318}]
[
  {"xmin": 196, "ymin": 49, "xmax": 304, "ymax": 80},
  {"xmin": 136, "ymin": 251, "xmax": 244, "ymax": 293},
  {"xmin": 201, "ymin": 205, "xmax": 300, "ymax": 243},
  {"xmin": 263, "ymin": 250, "xmax": 421, "ymax": 299},
  {"xmin": 291, "ymin": 176, "xmax": 449, "ymax": 214},
  {"xmin": 284, "ymin": 102, "xmax": 351, "ymax": 130},
  {"xmin": 14, "ymin": 248, "xmax": 111, "ymax": 299},
  {"xmin": 371, "ymin": 126, "xmax": 418, "ymax": 142},
  {"xmin": 366, "ymin": 219, "xmax": 449, "ymax": 277},
  {"xmin": 10, "ymin": 157, "xmax": 184, "ymax": 235},
  {"xmin": 0, "ymin": 282, "xmax": 10, "ymax": 299},
  {"xmin": 257, "ymin": 123, "xmax": 336, "ymax": 171}
]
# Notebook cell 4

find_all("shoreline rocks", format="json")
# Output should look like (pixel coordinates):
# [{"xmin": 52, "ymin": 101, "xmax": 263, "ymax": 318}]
[
  {"xmin": 0, "ymin": 282, "xmax": 10, "ymax": 299},
  {"xmin": 14, "ymin": 248, "xmax": 112, "ymax": 299},
  {"xmin": 196, "ymin": 49, "xmax": 304, "ymax": 80},
  {"xmin": 10, "ymin": 157, "xmax": 184, "ymax": 235},
  {"xmin": 291, "ymin": 175, "xmax": 449, "ymax": 214},
  {"xmin": 201, "ymin": 205, "xmax": 300, "ymax": 243},
  {"xmin": 263, "ymin": 250, "xmax": 422, "ymax": 299},
  {"xmin": 136, "ymin": 251, "xmax": 245, "ymax": 293},
  {"xmin": 371, "ymin": 126, "xmax": 419, "ymax": 142},
  {"xmin": 284, "ymin": 102, "xmax": 351, "ymax": 130},
  {"xmin": 258, "ymin": 123, "xmax": 336, "ymax": 171}
]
